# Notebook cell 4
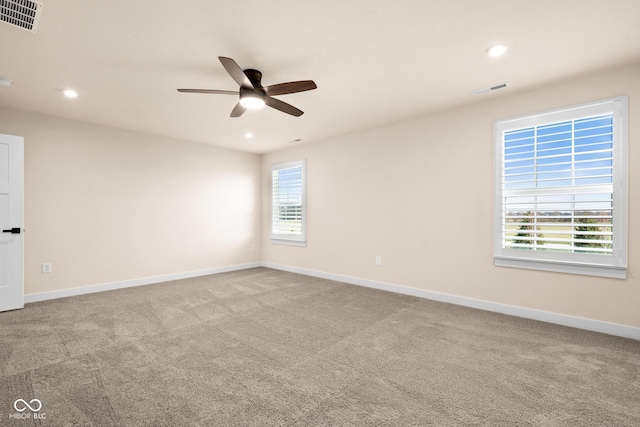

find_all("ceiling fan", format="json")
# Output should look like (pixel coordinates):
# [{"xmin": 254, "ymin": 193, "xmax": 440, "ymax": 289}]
[{"xmin": 178, "ymin": 56, "xmax": 317, "ymax": 117}]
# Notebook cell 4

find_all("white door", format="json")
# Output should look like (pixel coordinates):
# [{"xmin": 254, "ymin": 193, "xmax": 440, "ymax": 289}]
[{"xmin": 0, "ymin": 134, "xmax": 24, "ymax": 312}]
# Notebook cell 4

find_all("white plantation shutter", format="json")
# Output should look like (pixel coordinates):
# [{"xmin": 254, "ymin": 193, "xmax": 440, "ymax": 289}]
[
  {"xmin": 494, "ymin": 97, "xmax": 627, "ymax": 278},
  {"xmin": 271, "ymin": 160, "xmax": 306, "ymax": 245}
]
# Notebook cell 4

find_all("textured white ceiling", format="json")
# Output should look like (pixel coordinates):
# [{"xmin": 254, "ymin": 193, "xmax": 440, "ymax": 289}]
[{"xmin": 1, "ymin": 0, "xmax": 639, "ymax": 153}]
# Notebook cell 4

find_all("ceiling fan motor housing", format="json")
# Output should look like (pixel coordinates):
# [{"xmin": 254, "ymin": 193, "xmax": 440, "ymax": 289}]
[
  {"xmin": 243, "ymin": 69, "xmax": 263, "ymax": 89},
  {"xmin": 240, "ymin": 69, "xmax": 267, "ymax": 108}
]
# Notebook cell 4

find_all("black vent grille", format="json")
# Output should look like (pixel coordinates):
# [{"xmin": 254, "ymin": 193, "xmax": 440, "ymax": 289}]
[{"xmin": 1, "ymin": 0, "xmax": 43, "ymax": 33}]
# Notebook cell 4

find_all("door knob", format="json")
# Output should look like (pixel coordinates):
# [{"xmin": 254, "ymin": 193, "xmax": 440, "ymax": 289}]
[{"xmin": 2, "ymin": 228, "xmax": 21, "ymax": 234}]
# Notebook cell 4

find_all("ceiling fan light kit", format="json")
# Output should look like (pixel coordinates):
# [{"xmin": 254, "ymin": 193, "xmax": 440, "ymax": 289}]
[
  {"xmin": 239, "ymin": 90, "xmax": 265, "ymax": 110},
  {"xmin": 178, "ymin": 56, "xmax": 317, "ymax": 118}
]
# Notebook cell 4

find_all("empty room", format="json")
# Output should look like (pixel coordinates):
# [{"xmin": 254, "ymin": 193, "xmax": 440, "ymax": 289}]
[{"xmin": 1, "ymin": 0, "xmax": 639, "ymax": 425}]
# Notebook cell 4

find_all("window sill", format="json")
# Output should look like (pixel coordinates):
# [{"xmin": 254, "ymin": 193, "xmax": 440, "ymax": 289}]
[
  {"xmin": 271, "ymin": 238, "xmax": 306, "ymax": 247},
  {"xmin": 494, "ymin": 257, "xmax": 626, "ymax": 279}
]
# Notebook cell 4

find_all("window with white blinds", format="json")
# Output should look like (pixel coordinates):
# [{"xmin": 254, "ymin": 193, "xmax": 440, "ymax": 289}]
[
  {"xmin": 271, "ymin": 160, "xmax": 306, "ymax": 246},
  {"xmin": 494, "ymin": 97, "xmax": 627, "ymax": 278}
]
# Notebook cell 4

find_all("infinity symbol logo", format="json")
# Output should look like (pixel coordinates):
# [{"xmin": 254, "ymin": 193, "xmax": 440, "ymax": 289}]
[{"xmin": 14, "ymin": 399, "xmax": 42, "ymax": 412}]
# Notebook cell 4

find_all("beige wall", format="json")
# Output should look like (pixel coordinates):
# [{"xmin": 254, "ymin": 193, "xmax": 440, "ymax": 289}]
[
  {"xmin": 1, "ymin": 63, "xmax": 637, "ymax": 329},
  {"xmin": 262, "ymin": 63, "xmax": 640, "ymax": 328},
  {"xmin": 0, "ymin": 108, "xmax": 261, "ymax": 295}
]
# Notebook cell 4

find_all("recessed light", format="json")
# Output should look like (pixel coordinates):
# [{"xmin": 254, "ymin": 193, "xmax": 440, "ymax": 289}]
[
  {"xmin": 487, "ymin": 44, "xmax": 508, "ymax": 57},
  {"xmin": 63, "ymin": 89, "xmax": 78, "ymax": 98},
  {"xmin": 289, "ymin": 139, "xmax": 302, "ymax": 144},
  {"xmin": 0, "ymin": 77, "xmax": 12, "ymax": 87},
  {"xmin": 244, "ymin": 132, "xmax": 253, "ymax": 138}
]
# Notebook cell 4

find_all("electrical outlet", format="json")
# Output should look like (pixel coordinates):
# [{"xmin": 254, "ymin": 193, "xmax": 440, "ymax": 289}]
[
  {"xmin": 375, "ymin": 256, "xmax": 382, "ymax": 266},
  {"xmin": 42, "ymin": 263, "xmax": 52, "ymax": 274}
]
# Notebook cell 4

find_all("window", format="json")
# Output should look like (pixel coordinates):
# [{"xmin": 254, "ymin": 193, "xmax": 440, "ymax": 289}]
[
  {"xmin": 494, "ymin": 96, "xmax": 628, "ymax": 278},
  {"xmin": 271, "ymin": 160, "xmax": 306, "ymax": 246}
]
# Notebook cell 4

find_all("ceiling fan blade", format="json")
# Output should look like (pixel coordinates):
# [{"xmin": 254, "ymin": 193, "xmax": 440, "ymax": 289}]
[
  {"xmin": 177, "ymin": 89, "xmax": 238, "ymax": 95},
  {"xmin": 265, "ymin": 96, "xmax": 304, "ymax": 117},
  {"xmin": 264, "ymin": 80, "xmax": 317, "ymax": 96},
  {"xmin": 230, "ymin": 102, "xmax": 247, "ymax": 118},
  {"xmin": 219, "ymin": 56, "xmax": 253, "ymax": 88}
]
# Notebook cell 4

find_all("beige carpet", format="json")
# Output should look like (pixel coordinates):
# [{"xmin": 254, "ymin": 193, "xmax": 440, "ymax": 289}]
[{"xmin": 0, "ymin": 267, "xmax": 639, "ymax": 426}]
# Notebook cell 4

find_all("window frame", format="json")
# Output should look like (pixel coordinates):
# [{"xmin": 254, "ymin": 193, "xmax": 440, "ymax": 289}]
[
  {"xmin": 493, "ymin": 96, "xmax": 628, "ymax": 279},
  {"xmin": 271, "ymin": 159, "xmax": 307, "ymax": 247}
]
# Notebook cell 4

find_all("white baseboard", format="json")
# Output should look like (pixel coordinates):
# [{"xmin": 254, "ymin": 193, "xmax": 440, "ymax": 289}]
[
  {"xmin": 262, "ymin": 262, "xmax": 640, "ymax": 341},
  {"xmin": 24, "ymin": 262, "xmax": 262, "ymax": 304}
]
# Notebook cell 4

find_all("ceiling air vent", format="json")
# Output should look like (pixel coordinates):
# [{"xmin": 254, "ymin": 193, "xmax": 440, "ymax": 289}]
[
  {"xmin": 1, "ymin": 0, "xmax": 43, "ymax": 33},
  {"xmin": 470, "ymin": 82, "xmax": 509, "ymax": 96}
]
